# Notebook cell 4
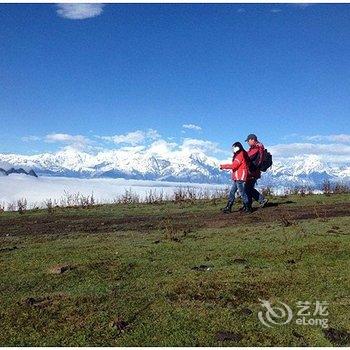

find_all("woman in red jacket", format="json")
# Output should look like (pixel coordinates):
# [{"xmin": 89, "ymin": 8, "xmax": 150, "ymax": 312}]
[{"xmin": 219, "ymin": 142, "xmax": 252, "ymax": 213}]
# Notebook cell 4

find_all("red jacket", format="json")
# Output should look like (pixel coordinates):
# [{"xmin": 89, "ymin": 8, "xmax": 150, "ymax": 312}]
[
  {"xmin": 247, "ymin": 141, "xmax": 265, "ymax": 179},
  {"xmin": 221, "ymin": 150, "xmax": 250, "ymax": 181}
]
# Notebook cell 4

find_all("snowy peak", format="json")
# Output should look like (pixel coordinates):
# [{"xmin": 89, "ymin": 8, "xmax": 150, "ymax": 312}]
[{"xmin": 0, "ymin": 148, "xmax": 349, "ymax": 187}]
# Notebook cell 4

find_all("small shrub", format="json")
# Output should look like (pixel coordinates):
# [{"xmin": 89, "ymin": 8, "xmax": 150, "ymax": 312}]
[
  {"xmin": 322, "ymin": 180, "xmax": 332, "ymax": 196},
  {"xmin": 79, "ymin": 192, "xmax": 96, "ymax": 208},
  {"xmin": 145, "ymin": 189, "xmax": 165, "ymax": 204},
  {"xmin": 280, "ymin": 215, "xmax": 293, "ymax": 227},
  {"xmin": 173, "ymin": 187, "xmax": 187, "ymax": 202},
  {"xmin": 162, "ymin": 217, "xmax": 180, "ymax": 241},
  {"xmin": 17, "ymin": 198, "xmax": 27, "ymax": 214},
  {"xmin": 44, "ymin": 198, "xmax": 54, "ymax": 214},
  {"xmin": 333, "ymin": 183, "xmax": 350, "ymax": 194},
  {"xmin": 162, "ymin": 217, "xmax": 193, "ymax": 241},
  {"xmin": 113, "ymin": 188, "xmax": 140, "ymax": 204},
  {"xmin": 210, "ymin": 187, "xmax": 230, "ymax": 200},
  {"xmin": 261, "ymin": 186, "xmax": 273, "ymax": 197},
  {"xmin": 7, "ymin": 202, "xmax": 17, "ymax": 212},
  {"xmin": 299, "ymin": 187, "xmax": 306, "ymax": 197},
  {"xmin": 279, "ymin": 210, "xmax": 295, "ymax": 227}
]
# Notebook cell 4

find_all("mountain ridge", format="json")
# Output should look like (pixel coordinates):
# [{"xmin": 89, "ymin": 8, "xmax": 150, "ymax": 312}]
[
  {"xmin": 0, "ymin": 167, "xmax": 38, "ymax": 177},
  {"xmin": 0, "ymin": 148, "xmax": 349, "ymax": 188}
]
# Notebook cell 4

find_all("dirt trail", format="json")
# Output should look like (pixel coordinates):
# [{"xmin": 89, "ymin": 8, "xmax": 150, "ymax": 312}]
[{"xmin": 0, "ymin": 202, "xmax": 349, "ymax": 237}]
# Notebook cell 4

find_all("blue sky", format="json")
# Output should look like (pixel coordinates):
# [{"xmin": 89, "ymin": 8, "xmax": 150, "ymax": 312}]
[{"xmin": 1, "ymin": 3, "xmax": 350, "ymax": 157}]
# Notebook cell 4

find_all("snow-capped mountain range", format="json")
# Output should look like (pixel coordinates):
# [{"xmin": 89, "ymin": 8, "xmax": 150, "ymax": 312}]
[
  {"xmin": 0, "ymin": 147, "xmax": 349, "ymax": 188},
  {"xmin": 0, "ymin": 167, "xmax": 38, "ymax": 177}
]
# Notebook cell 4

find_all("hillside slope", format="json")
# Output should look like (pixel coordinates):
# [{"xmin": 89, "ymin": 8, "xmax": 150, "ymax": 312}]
[{"xmin": 0, "ymin": 193, "xmax": 349, "ymax": 346}]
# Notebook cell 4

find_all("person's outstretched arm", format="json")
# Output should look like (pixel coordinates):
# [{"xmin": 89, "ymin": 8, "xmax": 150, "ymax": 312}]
[{"xmin": 220, "ymin": 158, "xmax": 241, "ymax": 171}]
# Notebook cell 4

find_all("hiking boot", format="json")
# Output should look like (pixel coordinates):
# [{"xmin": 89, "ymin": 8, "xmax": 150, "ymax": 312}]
[
  {"xmin": 221, "ymin": 207, "xmax": 232, "ymax": 214},
  {"xmin": 260, "ymin": 198, "xmax": 269, "ymax": 208},
  {"xmin": 243, "ymin": 204, "xmax": 253, "ymax": 213},
  {"xmin": 238, "ymin": 205, "xmax": 245, "ymax": 212},
  {"xmin": 221, "ymin": 200, "xmax": 234, "ymax": 214}
]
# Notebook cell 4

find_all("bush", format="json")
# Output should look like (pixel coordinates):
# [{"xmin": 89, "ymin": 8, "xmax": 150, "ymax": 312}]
[
  {"xmin": 261, "ymin": 186, "xmax": 273, "ymax": 197},
  {"xmin": 333, "ymin": 183, "xmax": 350, "ymax": 194},
  {"xmin": 17, "ymin": 198, "xmax": 27, "ymax": 214},
  {"xmin": 322, "ymin": 181, "xmax": 332, "ymax": 196},
  {"xmin": 145, "ymin": 189, "xmax": 165, "ymax": 204},
  {"xmin": 322, "ymin": 181, "xmax": 350, "ymax": 195},
  {"xmin": 44, "ymin": 198, "xmax": 54, "ymax": 214}
]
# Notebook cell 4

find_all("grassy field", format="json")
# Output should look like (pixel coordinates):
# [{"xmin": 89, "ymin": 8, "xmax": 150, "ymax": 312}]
[{"xmin": 0, "ymin": 193, "xmax": 350, "ymax": 346}]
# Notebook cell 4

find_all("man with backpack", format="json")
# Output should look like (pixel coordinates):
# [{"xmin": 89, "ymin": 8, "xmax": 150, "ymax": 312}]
[{"xmin": 245, "ymin": 134, "xmax": 271, "ymax": 209}]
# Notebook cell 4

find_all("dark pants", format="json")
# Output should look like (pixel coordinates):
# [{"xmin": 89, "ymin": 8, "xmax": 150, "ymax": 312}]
[
  {"xmin": 228, "ymin": 180, "xmax": 249, "ymax": 206},
  {"xmin": 246, "ymin": 179, "xmax": 265, "ymax": 206}
]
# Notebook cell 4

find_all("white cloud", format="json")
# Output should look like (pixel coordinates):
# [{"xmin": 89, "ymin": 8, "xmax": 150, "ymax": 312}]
[
  {"xmin": 21, "ymin": 136, "xmax": 41, "ymax": 142},
  {"xmin": 56, "ymin": 3, "xmax": 104, "ymax": 20},
  {"xmin": 45, "ymin": 133, "xmax": 91, "ymax": 149},
  {"xmin": 146, "ymin": 128, "xmax": 161, "ymax": 140},
  {"xmin": 103, "ymin": 131, "xmax": 145, "ymax": 146},
  {"xmin": 147, "ymin": 139, "xmax": 177, "ymax": 157},
  {"xmin": 304, "ymin": 134, "xmax": 350, "ymax": 144},
  {"xmin": 20, "ymin": 130, "xmax": 350, "ymax": 167},
  {"xmin": 182, "ymin": 124, "xmax": 202, "ymax": 131},
  {"xmin": 268, "ymin": 142, "xmax": 350, "ymax": 162},
  {"xmin": 101, "ymin": 129, "xmax": 161, "ymax": 146},
  {"xmin": 181, "ymin": 138, "xmax": 222, "ymax": 154},
  {"xmin": 101, "ymin": 133, "xmax": 223, "ymax": 158}
]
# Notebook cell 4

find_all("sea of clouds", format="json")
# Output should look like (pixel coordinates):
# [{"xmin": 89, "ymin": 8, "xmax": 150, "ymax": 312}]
[{"xmin": 0, "ymin": 174, "xmax": 228, "ymax": 209}]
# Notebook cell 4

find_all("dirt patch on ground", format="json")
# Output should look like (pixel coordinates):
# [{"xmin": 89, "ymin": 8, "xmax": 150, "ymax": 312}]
[
  {"xmin": 48, "ymin": 263, "xmax": 74, "ymax": 274},
  {"xmin": 215, "ymin": 331, "xmax": 243, "ymax": 342},
  {"xmin": 166, "ymin": 279, "xmax": 268, "ymax": 308},
  {"xmin": 19, "ymin": 293, "xmax": 67, "ymax": 309},
  {"xmin": 0, "ymin": 202, "xmax": 349, "ymax": 237},
  {"xmin": 0, "ymin": 245, "xmax": 18, "ymax": 252},
  {"xmin": 109, "ymin": 316, "xmax": 129, "ymax": 331},
  {"xmin": 323, "ymin": 327, "xmax": 350, "ymax": 346}
]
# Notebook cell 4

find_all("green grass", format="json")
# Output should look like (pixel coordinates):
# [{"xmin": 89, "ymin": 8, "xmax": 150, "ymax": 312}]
[{"xmin": 0, "ymin": 193, "xmax": 349, "ymax": 346}]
